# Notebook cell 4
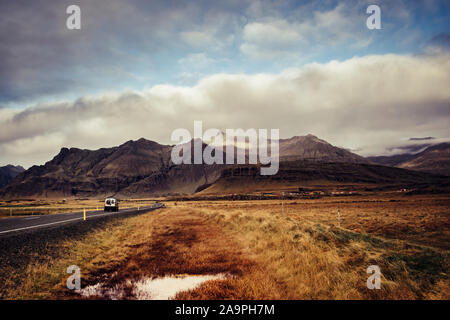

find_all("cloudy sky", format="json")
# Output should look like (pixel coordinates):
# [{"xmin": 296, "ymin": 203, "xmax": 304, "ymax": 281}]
[{"xmin": 0, "ymin": 0, "xmax": 449, "ymax": 168}]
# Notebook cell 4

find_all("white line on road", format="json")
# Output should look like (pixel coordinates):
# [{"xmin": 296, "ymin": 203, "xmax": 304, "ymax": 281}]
[
  {"xmin": 0, "ymin": 217, "xmax": 83, "ymax": 234},
  {"xmin": 0, "ymin": 207, "xmax": 148, "ymax": 235}
]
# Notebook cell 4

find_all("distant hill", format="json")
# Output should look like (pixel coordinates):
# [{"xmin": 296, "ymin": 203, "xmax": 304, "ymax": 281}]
[
  {"xmin": 279, "ymin": 134, "xmax": 369, "ymax": 163},
  {"xmin": 397, "ymin": 143, "xmax": 450, "ymax": 175},
  {"xmin": 0, "ymin": 165, "xmax": 25, "ymax": 189},
  {"xmin": 368, "ymin": 143, "xmax": 450, "ymax": 176}
]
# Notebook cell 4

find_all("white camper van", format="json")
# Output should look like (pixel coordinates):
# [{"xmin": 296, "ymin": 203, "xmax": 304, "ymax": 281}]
[{"xmin": 104, "ymin": 197, "xmax": 119, "ymax": 212}]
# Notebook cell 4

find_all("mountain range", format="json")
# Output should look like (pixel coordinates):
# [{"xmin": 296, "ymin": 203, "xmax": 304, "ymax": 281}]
[
  {"xmin": 368, "ymin": 142, "xmax": 450, "ymax": 176},
  {"xmin": 0, "ymin": 135, "xmax": 448, "ymax": 198},
  {"xmin": 0, "ymin": 165, "xmax": 25, "ymax": 190},
  {"xmin": 0, "ymin": 139, "xmax": 222, "ymax": 198}
]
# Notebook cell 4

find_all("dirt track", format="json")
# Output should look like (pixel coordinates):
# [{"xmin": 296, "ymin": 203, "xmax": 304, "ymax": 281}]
[{"xmin": 58, "ymin": 209, "xmax": 257, "ymax": 299}]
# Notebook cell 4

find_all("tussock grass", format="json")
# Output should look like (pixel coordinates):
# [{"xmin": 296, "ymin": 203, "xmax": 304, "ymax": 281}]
[
  {"xmin": 1, "ymin": 195, "xmax": 448, "ymax": 299},
  {"xmin": 175, "ymin": 198, "xmax": 449, "ymax": 299}
]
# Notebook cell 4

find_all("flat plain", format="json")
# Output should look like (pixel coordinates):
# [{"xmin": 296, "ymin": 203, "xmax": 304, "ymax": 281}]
[{"xmin": 0, "ymin": 193, "xmax": 448, "ymax": 299}]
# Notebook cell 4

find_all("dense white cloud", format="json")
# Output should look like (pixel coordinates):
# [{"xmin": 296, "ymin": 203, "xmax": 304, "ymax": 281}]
[{"xmin": 1, "ymin": 53, "xmax": 449, "ymax": 168}]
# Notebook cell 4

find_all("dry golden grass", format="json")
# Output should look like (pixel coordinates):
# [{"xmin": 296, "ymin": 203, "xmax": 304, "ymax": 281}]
[
  {"xmin": 172, "ymin": 196, "xmax": 449, "ymax": 299},
  {"xmin": 1, "ymin": 207, "xmax": 254, "ymax": 299},
  {"xmin": 1, "ymin": 194, "xmax": 448, "ymax": 300}
]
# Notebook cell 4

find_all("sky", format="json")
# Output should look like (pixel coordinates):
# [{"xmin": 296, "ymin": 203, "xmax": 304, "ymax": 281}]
[{"xmin": 0, "ymin": 0, "xmax": 449, "ymax": 168}]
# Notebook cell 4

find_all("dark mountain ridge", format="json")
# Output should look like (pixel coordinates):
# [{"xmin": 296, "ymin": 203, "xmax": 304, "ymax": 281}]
[
  {"xmin": 1, "ymin": 136, "xmax": 447, "ymax": 198},
  {"xmin": 0, "ymin": 165, "xmax": 25, "ymax": 189}
]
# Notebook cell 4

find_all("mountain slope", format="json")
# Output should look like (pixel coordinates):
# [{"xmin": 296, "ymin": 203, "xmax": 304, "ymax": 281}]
[
  {"xmin": 0, "ymin": 165, "xmax": 25, "ymax": 189},
  {"xmin": 397, "ymin": 143, "xmax": 450, "ymax": 175},
  {"xmin": 199, "ymin": 160, "xmax": 448, "ymax": 195},
  {"xmin": 366, "ymin": 154, "xmax": 416, "ymax": 167},
  {"xmin": 0, "ymin": 139, "xmax": 221, "ymax": 198},
  {"xmin": 369, "ymin": 143, "xmax": 450, "ymax": 175},
  {"xmin": 279, "ymin": 134, "xmax": 369, "ymax": 163}
]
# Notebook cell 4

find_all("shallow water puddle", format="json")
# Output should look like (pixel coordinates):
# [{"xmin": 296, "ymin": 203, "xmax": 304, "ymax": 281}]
[{"xmin": 77, "ymin": 274, "xmax": 226, "ymax": 300}]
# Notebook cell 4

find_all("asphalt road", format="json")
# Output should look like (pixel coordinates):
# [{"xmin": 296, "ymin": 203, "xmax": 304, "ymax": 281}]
[{"xmin": 0, "ymin": 205, "xmax": 160, "ymax": 237}]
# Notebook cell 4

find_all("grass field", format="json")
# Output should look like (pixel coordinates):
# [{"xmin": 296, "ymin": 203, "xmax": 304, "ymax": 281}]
[{"xmin": 0, "ymin": 194, "xmax": 448, "ymax": 299}]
